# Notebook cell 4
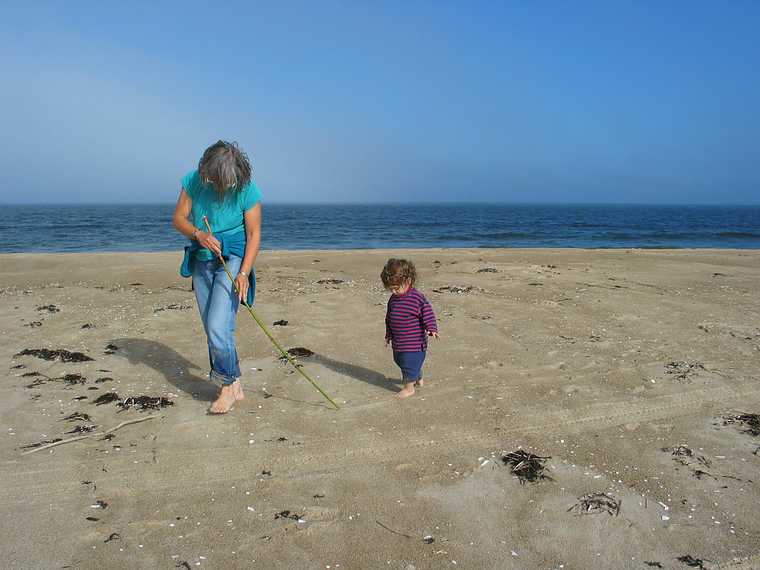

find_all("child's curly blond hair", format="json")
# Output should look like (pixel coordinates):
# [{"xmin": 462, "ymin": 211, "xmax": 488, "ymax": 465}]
[{"xmin": 381, "ymin": 258, "xmax": 417, "ymax": 289}]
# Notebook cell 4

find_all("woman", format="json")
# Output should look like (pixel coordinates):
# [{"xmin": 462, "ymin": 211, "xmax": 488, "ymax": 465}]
[{"xmin": 172, "ymin": 140, "xmax": 262, "ymax": 414}]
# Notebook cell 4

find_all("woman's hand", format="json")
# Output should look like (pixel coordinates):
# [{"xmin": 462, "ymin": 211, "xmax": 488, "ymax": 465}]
[
  {"xmin": 235, "ymin": 272, "xmax": 249, "ymax": 303},
  {"xmin": 196, "ymin": 231, "xmax": 222, "ymax": 256}
]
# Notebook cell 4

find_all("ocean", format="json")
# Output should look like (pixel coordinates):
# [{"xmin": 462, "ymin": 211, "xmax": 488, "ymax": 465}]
[{"xmin": 1, "ymin": 203, "xmax": 759, "ymax": 253}]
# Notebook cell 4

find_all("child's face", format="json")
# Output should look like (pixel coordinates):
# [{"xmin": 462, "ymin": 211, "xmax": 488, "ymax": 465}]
[{"xmin": 389, "ymin": 279, "xmax": 411, "ymax": 295}]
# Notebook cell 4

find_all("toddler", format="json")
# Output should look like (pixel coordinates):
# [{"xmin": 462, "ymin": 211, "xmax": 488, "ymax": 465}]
[{"xmin": 381, "ymin": 258, "xmax": 439, "ymax": 399}]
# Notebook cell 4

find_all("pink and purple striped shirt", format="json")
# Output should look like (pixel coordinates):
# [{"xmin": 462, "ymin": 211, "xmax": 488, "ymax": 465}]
[{"xmin": 385, "ymin": 288, "xmax": 438, "ymax": 352}]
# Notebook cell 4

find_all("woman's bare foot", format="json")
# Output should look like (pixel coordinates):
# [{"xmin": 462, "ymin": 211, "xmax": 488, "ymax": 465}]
[
  {"xmin": 232, "ymin": 379, "xmax": 245, "ymax": 401},
  {"xmin": 209, "ymin": 384, "xmax": 237, "ymax": 414},
  {"xmin": 395, "ymin": 384, "xmax": 416, "ymax": 399}
]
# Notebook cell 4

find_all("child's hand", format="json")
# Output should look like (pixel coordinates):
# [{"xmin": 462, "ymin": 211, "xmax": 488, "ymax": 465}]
[{"xmin": 429, "ymin": 331, "xmax": 439, "ymax": 340}]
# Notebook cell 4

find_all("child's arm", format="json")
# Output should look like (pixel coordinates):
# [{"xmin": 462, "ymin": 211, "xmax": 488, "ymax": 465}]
[
  {"xmin": 420, "ymin": 296, "xmax": 439, "ymax": 338},
  {"xmin": 385, "ymin": 302, "xmax": 393, "ymax": 346}
]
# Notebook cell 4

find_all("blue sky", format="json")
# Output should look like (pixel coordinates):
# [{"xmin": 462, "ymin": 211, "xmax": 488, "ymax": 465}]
[{"xmin": 1, "ymin": 1, "xmax": 759, "ymax": 204}]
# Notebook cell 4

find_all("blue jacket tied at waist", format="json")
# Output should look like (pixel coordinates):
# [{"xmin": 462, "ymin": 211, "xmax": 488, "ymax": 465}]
[{"xmin": 180, "ymin": 229, "xmax": 256, "ymax": 306}]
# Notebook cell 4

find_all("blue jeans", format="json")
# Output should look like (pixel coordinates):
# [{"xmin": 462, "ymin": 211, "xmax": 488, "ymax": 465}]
[{"xmin": 192, "ymin": 255, "xmax": 242, "ymax": 386}]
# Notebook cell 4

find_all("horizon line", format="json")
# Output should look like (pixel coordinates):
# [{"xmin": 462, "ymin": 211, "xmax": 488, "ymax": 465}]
[{"xmin": 2, "ymin": 200, "xmax": 760, "ymax": 207}]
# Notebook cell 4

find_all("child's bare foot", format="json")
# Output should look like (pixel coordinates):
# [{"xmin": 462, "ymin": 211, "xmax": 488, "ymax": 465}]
[
  {"xmin": 395, "ymin": 385, "xmax": 416, "ymax": 399},
  {"xmin": 209, "ymin": 384, "xmax": 237, "ymax": 414},
  {"xmin": 232, "ymin": 379, "xmax": 245, "ymax": 401}
]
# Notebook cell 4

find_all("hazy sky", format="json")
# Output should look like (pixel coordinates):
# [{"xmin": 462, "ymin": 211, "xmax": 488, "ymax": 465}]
[{"xmin": 2, "ymin": 1, "xmax": 759, "ymax": 204}]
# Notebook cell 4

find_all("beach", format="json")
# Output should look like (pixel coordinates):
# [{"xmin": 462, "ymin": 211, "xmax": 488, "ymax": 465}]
[{"xmin": 2, "ymin": 248, "xmax": 759, "ymax": 569}]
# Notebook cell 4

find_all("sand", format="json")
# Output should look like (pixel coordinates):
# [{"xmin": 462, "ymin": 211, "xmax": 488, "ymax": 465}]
[{"xmin": 1, "ymin": 248, "xmax": 759, "ymax": 569}]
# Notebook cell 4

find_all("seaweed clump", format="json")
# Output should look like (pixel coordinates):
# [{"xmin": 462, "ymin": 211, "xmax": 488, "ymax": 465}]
[
  {"xmin": 501, "ymin": 450, "xmax": 552, "ymax": 484},
  {"xmin": 93, "ymin": 392, "xmax": 121, "ymax": 406},
  {"xmin": 433, "ymin": 286, "xmax": 478, "ymax": 294},
  {"xmin": 60, "ymin": 373, "xmax": 87, "ymax": 385},
  {"xmin": 15, "ymin": 348, "xmax": 94, "ymax": 363},
  {"xmin": 274, "ymin": 510, "xmax": 302, "ymax": 521},
  {"xmin": 117, "ymin": 396, "xmax": 173, "ymax": 412},
  {"xmin": 723, "ymin": 413, "xmax": 760, "ymax": 437},
  {"xmin": 664, "ymin": 360, "xmax": 705, "ymax": 381},
  {"xmin": 676, "ymin": 555, "xmax": 707, "ymax": 569},
  {"xmin": 62, "ymin": 412, "xmax": 92, "ymax": 422},
  {"xmin": 279, "ymin": 347, "xmax": 314, "ymax": 361},
  {"xmin": 568, "ymin": 492, "xmax": 620, "ymax": 516},
  {"xmin": 153, "ymin": 303, "xmax": 191, "ymax": 313},
  {"xmin": 66, "ymin": 424, "xmax": 97, "ymax": 434}
]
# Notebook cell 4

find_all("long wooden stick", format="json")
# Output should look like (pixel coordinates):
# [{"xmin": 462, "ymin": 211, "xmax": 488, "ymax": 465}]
[
  {"xmin": 202, "ymin": 217, "xmax": 339, "ymax": 410},
  {"xmin": 22, "ymin": 415, "xmax": 158, "ymax": 455}
]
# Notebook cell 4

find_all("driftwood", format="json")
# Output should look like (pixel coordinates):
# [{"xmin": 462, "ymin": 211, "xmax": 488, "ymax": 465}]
[
  {"xmin": 375, "ymin": 520, "xmax": 414, "ymax": 539},
  {"xmin": 22, "ymin": 415, "xmax": 158, "ymax": 455}
]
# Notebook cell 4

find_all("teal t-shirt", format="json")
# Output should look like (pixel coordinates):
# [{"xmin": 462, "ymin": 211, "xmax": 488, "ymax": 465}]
[{"xmin": 181, "ymin": 170, "xmax": 262, "ymax": 260}]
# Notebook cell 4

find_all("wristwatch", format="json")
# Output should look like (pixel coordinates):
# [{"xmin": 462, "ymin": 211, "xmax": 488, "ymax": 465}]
[
  {"xmin": 192, "ymin": 228, "xmax": 199, "ymax": 240},
  {"xmin": 239, "ymin": 270, "xmax": 248, "ymax": 277}
]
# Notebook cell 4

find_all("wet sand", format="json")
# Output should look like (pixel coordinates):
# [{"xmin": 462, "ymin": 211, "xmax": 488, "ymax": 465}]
[{"xmin": 1, "ymin": 248, "xmax": 759, "ymax": 569}]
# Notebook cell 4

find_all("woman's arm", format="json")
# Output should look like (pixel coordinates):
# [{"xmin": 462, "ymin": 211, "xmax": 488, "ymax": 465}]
[
  {"xmin": 172, "ymin": 189, "xmax": 196, "ymax": 239},
  {"xmin": 172, "ymin": 189, "xmax": 221, "ymax": 255},
  {"xmin": 234, "ymin": 203, "xmax": 262, "ymax": 302},
  {"xmin": 240, "ymin": 203, "xmax": 262, "ymax": 274}
]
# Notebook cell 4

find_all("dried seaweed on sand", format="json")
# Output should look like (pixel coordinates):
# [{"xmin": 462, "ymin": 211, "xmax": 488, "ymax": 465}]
[
  {"xmin": 677, "ymin": 555, "xmax": 708, "ymax": 569},
  {"xmin": 432, "ymin": 285, "xmax": 478, "ymax": 294},
  {"xmin": 60, "ymin": 373, "xmax": 87, "ymax": 385},
  {"xmin": 501, "ymin": 450, "xmax": 552, "ymax": 484},
  {"xmin": 274, "ymin": 510, "xmax": 302, "ymax": 520},
  {"xmin": 721, "ymin": 413, "xmax": 760, "ymax": 437},
  {"xmin": 567, "ymin": 492, "xmax": 620, "ymax": 516},
  {"xmin": 15, "ymin": 348, "xmax": 94, "ymax": 362},
  {"xmin": 62, "ymin": 412, "xmax": 92, "ymax": 422},
  {"xmin": 664, "ymin": 360, "xmax": 705, "ymax": 381},
  {"xmin": 117, "ymin": 396, "xmax": 173, "ymax": 412},
  {"xmin": 153, "ymin": 303, "xmax": 192, "ymax": 313},
  {"xmin": 93, "ymin": 393, "xmax": 120, "ymax": 405},
  {"xmin": 279, "ymin": 347, "xmax": 314, "ymax": 361},
  {"xmin": 66, "ymin": 424, "xmax": 97, "ymax": 434},
  {"xmin": 731, "ymin": 413, "xmax": 760, "ymax": 436}
]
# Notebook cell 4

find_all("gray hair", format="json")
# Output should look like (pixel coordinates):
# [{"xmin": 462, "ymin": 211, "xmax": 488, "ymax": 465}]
[{"xmin": 198, "ymin": 140, "xmax": 252, "ymax": 195}]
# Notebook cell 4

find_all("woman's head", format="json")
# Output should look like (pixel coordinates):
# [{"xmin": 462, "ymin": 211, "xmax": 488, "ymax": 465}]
[
  {"xmin": 198, "ymin": 140, "xmax": 252, "ymax": 195},
  {"xmin": 381, "ymin": 258, "xmax": 417, "ymax": 292}
]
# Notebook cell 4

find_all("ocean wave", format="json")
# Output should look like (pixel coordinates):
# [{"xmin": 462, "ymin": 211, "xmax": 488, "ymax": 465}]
[{"xmin": 717, "ymin": 231, "xmax": 760, "ymax": 239}]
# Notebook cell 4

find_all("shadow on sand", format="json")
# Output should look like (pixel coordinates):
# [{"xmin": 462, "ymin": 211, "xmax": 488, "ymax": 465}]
[
  {"xmin": 111, "ymin": 338, "xmax": 217, "ymax": 402},
  {"xmin": 311, "ymin": 353, "xmax": 401, "ymax": 393},
  {"xmin": 111, "ymin": 338, "xmax": 402, "ymax": 404}
]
